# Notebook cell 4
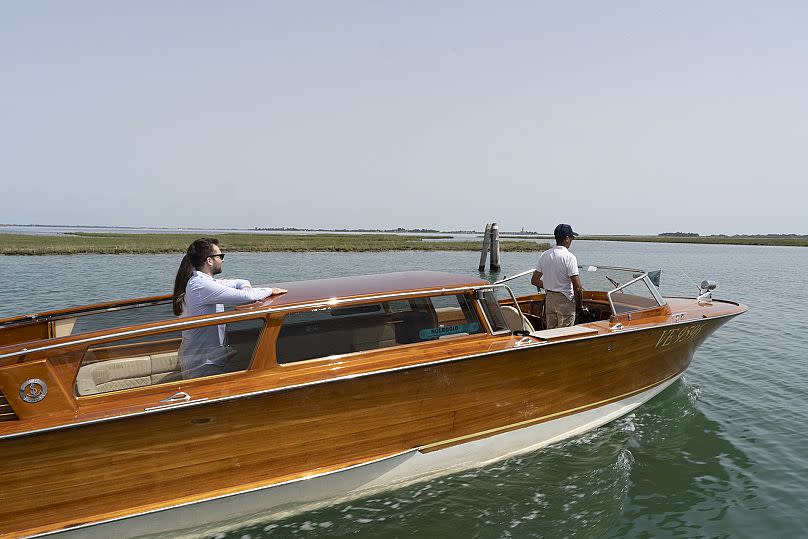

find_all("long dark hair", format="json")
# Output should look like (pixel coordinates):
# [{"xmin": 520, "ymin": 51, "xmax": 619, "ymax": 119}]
[{"xmin": 172, "ymin": 237, "xmax": 220, "ymax": 315}]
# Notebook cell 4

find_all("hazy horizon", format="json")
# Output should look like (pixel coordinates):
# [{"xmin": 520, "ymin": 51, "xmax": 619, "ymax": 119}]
[
  {"xmin": 3, "ymin": 222, "xmax": 806, "ymax": 237},
  {"xmin": 3, "ymin": 2, "xmax": 806, "ymax": 236}
]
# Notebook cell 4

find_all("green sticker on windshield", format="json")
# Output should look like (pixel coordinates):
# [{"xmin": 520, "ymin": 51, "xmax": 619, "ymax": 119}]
[{"xmin": 419, "ymin": 322, "xmax": 480, "ymax": 340}]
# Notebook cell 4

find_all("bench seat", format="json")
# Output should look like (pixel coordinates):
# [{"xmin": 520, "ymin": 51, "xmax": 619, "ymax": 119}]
[{"xmin": 75, "ymin": 351, "xmax": 181, "ymax": 396}]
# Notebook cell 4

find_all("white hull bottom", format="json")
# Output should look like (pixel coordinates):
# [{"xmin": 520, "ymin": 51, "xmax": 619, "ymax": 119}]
[{"xmin": 49, "ymin": 375, "xmax": 681, "ymax": 539}]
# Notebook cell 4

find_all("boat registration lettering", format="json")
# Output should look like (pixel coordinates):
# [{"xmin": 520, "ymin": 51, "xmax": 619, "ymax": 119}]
[
  {"xmin": 655, "ymin": 324, "xmax": 704, "ymax": 348},
  {"xmin": 420, "ymin": 322, "xmax": 480, "ymax": 340}
]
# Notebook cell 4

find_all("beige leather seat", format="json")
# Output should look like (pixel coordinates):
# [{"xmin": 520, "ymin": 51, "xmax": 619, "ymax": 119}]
[
  {"xmin": 500, "ymin": 305, "xmax": 535, "ymax": 333},
  {"xmin": 75, "ymin": 356, "xmax": 152, "ymax": 396},
  {"xmin": 351, "ymin": 323, "xmax": 397, "ymax": 352},
  {"xmin": 150, "ymin": 351, "xmax": 183, "ymax": 385},
  {"xmin": 75, "ymin": 351, "xmax": 181, "ymax": 396}
]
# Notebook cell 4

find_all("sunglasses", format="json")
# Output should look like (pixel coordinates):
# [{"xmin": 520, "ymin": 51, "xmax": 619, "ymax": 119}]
[{"xmin": 208, "ymin": 253, "xmax": 225, "ymax": 260}]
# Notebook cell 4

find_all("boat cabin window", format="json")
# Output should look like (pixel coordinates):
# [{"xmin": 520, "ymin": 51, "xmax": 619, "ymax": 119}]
[
  {"xmin": 478, "ymin": 290, "xmax": 510, "ymax": 333},
  {"xmin": 73, "ymin": 317, "xmax": 265, "ymax": 396},
  {"xmin": 276, "ymin": 293, "xmax": 483, "ymax": 364}
]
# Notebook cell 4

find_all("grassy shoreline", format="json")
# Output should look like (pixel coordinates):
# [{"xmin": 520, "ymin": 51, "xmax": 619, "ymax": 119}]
[
  {"xmin": 0, "ymin": 232, "xmax": 548, "ymax": 256},
  {"xmin": 580, "ymin": 235, "xmax": 808, "ymax": 247},
  {"xmin": 504, "ymin": 234, "xmax": 808, "ymax": 247},
  {"xmin": 2, "ymin": 231, "xmax": 805, "ymax": 255}
]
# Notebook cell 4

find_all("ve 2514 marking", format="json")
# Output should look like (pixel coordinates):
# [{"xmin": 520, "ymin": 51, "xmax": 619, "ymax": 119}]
[{"xmin": 655, "ymin": 324, "xmax": 704, "ymax": 348}]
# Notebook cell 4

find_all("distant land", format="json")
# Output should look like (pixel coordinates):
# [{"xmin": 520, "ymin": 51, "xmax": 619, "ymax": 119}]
[
  {"xmin": 252, "ymin": 227, "xmax": 808, "ymax": 244},
  {"xmin": 0, "ymin": 232, "xmax": 546, "ymax": 256},
  {"xmin": 3, "ymin": 223, "xmax": 528, "ymax": 234},
  {"xmin": 575, "ymin": 234, "xmax": 808, "ymax": 247},
  {"xmin": 0, "ymin": 223, "xmax": 248, "ymax": 231},
  {"xmin": 1, "ymin": 225, "xmax": 807, "ymax": 252},
  {"xmin": 254, "ymin": 226, "xmax": 489, "ymax": 234},
  {"xmin": 657, "ymin": 231, "xmax": 808, "ymax": 239}
]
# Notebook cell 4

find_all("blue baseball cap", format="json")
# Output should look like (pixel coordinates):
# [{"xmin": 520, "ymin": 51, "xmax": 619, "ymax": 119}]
[{"xmin": 554, "ymin": 223, "xmax": 578, "ymax": 239}]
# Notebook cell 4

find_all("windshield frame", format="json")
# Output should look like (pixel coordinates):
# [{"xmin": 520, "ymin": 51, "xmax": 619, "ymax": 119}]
[
  {"xmin": 494, "ymin": 265, "xmax": 666, "ymax": 317},
  {"xmin": 605, "ymin": 271, "xmax": 666, "ymax": 315}
]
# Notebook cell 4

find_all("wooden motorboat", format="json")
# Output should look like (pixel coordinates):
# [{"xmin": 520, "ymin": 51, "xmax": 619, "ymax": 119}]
[{"xmin": 0, "ymin": 267, "xmax": 745, "ymax": 538}]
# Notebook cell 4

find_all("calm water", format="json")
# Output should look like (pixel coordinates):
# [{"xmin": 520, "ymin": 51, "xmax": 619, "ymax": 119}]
[{"xmin": 1, "ymin": 241, "xmax": 805, "ymax": 538}]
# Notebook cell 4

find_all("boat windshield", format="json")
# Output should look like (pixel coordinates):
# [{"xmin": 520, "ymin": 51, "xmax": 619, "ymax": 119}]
[
  {"xmin": 494, "ymin": 265, "xmax": 666, "ymax": 316},
  {"xmin": 577, "ymin": 266, "xmax": 645, "ymax": 293},
  {"xmin": 579, "ymin": 266, "xmax": 666, "ymax": 314}
]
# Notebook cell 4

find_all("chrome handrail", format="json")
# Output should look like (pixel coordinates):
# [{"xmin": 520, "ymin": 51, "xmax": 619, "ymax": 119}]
[
  {"xmin": 494, "ymin": 265, "xmax": 648, "ymax": 287},
  {"xmin": 493, "ymin": 269, "xmax": 535, "ymax": 285},
  {"xmin": 578, "ymin": 264, "xmax": 645, "ymax": 273},
  {"xmin": 0, "ymin": 298, "xmax": 172, "ymax": 328},
  {"xmin": 0, "ymin": 284, "xmax": 484, "ymax": 360}
]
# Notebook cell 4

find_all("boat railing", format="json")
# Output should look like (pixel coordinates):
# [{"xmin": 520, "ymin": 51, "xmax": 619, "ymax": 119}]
[
  {"xmin": 0, "ymin": 296, "xmax": 176, "ymax": 351},
  {"xmin": 492, "ymin": 269, "xmax": 535, "ymax": 285},
  {"xmin": 0, "ymin": 295, "xmax": 173, "ymax": 329},
  {"xmin": 494, "ymin": 265, "xmax": 651, "ymax": 286},
  {"xmin": 0, "ymin": 284, "xmax": 487, "ymax": 361}
]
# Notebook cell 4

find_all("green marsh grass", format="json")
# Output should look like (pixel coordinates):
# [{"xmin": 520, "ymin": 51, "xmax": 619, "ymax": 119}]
[
  {"xmin": 0, "ymin": 232, "xmax": 548, "ymax": 255},
  {"xmin": 580, "ymin": 235, "xmax": 808, "ymax": 247}
]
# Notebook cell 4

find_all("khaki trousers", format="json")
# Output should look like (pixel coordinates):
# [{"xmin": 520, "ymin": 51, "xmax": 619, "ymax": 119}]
[{"xmin": 545, "ymin": 290, "xmax": 576, "ymax": 329}]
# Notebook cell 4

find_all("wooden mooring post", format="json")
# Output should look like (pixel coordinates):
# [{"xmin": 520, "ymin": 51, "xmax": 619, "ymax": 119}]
[
  {"xmin": 478, "ymin": 223, "xmax": 501, "ymax": 272},
  {"xmin": 478, "ymin": 223, "xmax": 492, "ymax": 271},
  {"xmin": 490, "ymin": 223, "xmax": 501, "ymax": 272}
]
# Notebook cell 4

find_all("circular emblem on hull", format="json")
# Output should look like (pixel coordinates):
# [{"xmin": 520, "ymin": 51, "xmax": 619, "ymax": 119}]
[{"xmin": 20, "ymin": 379, "xmax": 48, "ymax": 403}]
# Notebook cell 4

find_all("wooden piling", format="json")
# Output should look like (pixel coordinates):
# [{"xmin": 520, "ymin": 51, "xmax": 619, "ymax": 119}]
[
  {"xmin": 479, "ymin": 223, "xmax": 491, "ymax": 271},
  {"xmin": 490, "ymin": 223, "xmax": 501, "ymax": 272}
]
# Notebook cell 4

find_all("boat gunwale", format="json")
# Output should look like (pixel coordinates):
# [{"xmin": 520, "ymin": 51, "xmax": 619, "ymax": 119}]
[{"xmin": 0, "ymin": 306, "xmax": 746, "ymax": 442}]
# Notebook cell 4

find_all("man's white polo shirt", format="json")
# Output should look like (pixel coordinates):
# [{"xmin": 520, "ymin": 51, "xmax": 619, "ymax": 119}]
[{"xmin": 535, "ymin": 246, "xmax": 579, "ymax": 301}]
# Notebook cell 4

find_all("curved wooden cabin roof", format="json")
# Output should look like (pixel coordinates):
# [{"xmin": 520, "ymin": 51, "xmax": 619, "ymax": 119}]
[
  {"xmin": 247, "ymin": 271, "xmax": 489, "ymax": 310},
  {"xmin": 0, "ymin": 271, "xmax": 487, "ymax": 327},
  {"xmin": 0, "ymin": 271, "xmax": 489, "ymax": 354}
]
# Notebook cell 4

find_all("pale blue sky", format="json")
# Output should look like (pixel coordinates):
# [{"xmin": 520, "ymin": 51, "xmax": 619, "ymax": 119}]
[{"xmin": 2, "ymin": 2, "xmax": 805, "ymax": 234}]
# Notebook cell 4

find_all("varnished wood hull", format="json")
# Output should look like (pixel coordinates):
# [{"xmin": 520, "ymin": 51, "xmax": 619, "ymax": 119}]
[
  {"xmin": 55, "ymin": 374, "xmax": 683, "ymax": 539},
  {"xmin": 1, "ymin": 317, "xmax": 730, "ymax": 538}
]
